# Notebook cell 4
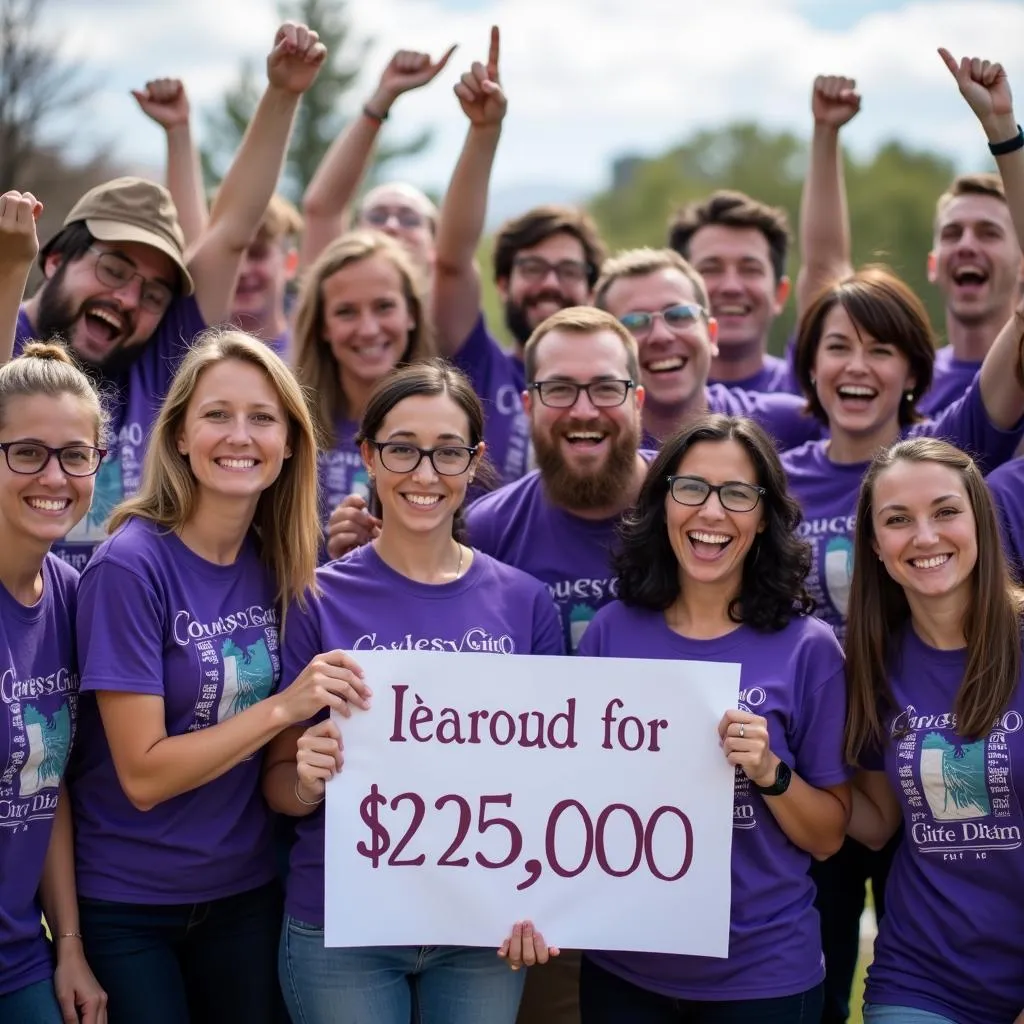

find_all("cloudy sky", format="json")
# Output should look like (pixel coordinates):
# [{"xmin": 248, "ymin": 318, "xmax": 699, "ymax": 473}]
[{"xmin": 42, "ymin": 0, "xmax": 1024, "ymax": 203}]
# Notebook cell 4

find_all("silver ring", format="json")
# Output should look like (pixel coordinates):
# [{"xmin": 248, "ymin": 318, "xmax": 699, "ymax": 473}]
[{"xmin": 738, "ymin": 723, "xmax": 745, "ymax": 739}]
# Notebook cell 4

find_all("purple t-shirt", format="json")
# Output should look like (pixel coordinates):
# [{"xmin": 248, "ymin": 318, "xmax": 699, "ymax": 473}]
[
  {"xmin": 454, "ymin": 314, "xmax": 530, "ymax": 485},
  {"xmin": 318, "ymin": 417, "xmax": 368, "ymax": 539},
  {"xmin": 69, "ymin": 517, "xmax": 279, "ymax": 903},
  {"xmin": 708, "ymin": 353, "xmax": 800, "ymax": 396},
  {"xmin": 783, "ymin": 382, "xmax": 1023, "ymax": 638},
  {"xmin": 862, "ymin": 626, "xmax": 1024, "ymax": 1023},
  {"xmin": 918, "ymin": 348, "xmax": 981, "ymax": 417},
  {"xmin": 466, "ymin": 469, "xmax": 626, "ymax": 652},
  {"xmin": 16, "ymin": 298, "xmax": 208, "ymax": 573},
  {"xmin": 279, "ymin": 542, "xmax": 564, "ymax": 927},
  {"xmin": 0, "ymin": 556, "xmax": 79, "ymax": 997},
  {"xmin": 578, "ymin": 603, "xmax": 849, "ymax": 1000},
  {"xmin": 987, "ymin": 457, "xmax": 1024, "ymax": 581},
  {"xmin": 706, "ymin": 384, "xmax": 821, "ymax": 451}
]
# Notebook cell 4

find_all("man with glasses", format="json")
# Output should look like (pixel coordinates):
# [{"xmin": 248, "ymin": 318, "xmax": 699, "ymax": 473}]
[
  {"xmin": 595, "ymin": 248, "xmax": 821, "ymax": 451},
  {"xmin": 432, "ymin": 29, "xmax": 607, "ymax": 484},
  {"xmin": 466, "ymin": 305, "xmax": 648, "ymax": 1024},
  {"xmin": 14, "ymin": 21, "xmax": 327, "ymax": 569}
]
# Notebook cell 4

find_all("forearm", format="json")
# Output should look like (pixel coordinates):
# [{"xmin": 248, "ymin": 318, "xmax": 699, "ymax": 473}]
[
  {"xmin": 846, "ymin": 782, "xmax": 899, "ymax": 851},
  {"xmin": 106, "ymin": 692, "xmax": 293, "ymax": 811},
  {"xmin": 984, "ymin": 111, "xmax": 1024, "ymax": 251},
  {"xmin": 263, "ymin": 758, "xmax": 322, "ymax": 816},
  {"xmin": 38, "ymin": 787, "xmax": 81, "ymax": 939},
  {"xmin": 165, "ymin": 122, "xmax": 209, "ymax": 249},
  {"xmin": 0, "ymin": 261, "xmax": 31, "ymax": 364},
  {"xmin": 797, "ymin": 123, "xmax": 852, "ymax": 315},
  {"xmin": 759, "ymin": 770, "xmax": 850, "ymax": 859},
  {"xmin": 977, "ymin": 291, "xmax": 1024, "ymax": 427}
]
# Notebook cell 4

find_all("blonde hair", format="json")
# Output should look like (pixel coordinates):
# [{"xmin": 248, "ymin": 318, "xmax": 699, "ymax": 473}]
[
  {"xmin": 291, "ymin": 230, "xmax": 434, "ymax": 443},
  {"xmin": 594, "ymin": 247, "xmax": 710, "ymax": 311},
  {"xmin": 0, "ymin": 342, "xmax": 106, "ymax": 444},
  {"xmin": 109, "ymin": 330, "xmax": 320, "ymax": 613},
  {"xmin": 258, "ymin": 193, "xmax": 304, "ymax": 242},
  {"xmin": 522, "ymin": 306, "xmax": 640, "ymax": 384}
]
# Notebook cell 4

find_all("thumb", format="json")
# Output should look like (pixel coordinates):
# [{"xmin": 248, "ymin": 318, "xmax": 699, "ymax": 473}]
[
  {"xmin": 131, "ymin": 89, "xmax": 149, "ymax": 105},
  {"xmin": 937, "ymin": 47, "xmax": 960, "ymax": 80},
  {"xmin": 433, "ymin": 43, "xmax": 457, "ymax": 74}
]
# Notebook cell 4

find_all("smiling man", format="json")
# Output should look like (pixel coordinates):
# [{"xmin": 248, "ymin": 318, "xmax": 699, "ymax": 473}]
[{"xmin": 921, "ymin": 173, "xmax": 1024, "ymax": 415}]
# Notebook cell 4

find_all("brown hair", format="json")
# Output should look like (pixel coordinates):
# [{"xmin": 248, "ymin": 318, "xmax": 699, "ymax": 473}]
[
  {"xmin": 844, "ymin": 437, "xmax": 1022, "ymax": 763},
  {"xmin": 594, "ymin": 247, "xmax": 710, "ymax": 311},
  {"xmin": 291, "ymin": 231, "xmax": 434, "ymax": 443},
  {"xmin": 934, "ymin": 172, "xmax": 1006, "ymax": 229},
  {"xmin": 522, "ymin": 306, "xmax": 640, "ymax": 385},
  {"xmin": 668, "ymin": 190, "xmax": 791, "ymax": 282},
  {"xmin": 794, "ymin": 265, "xmax": 935, "ymax": 426},
  {"xmin": 493, "ymin": 205, "xmax": 607, "ymax": 288},
  {"xmin": 258, "ymin": 193, "xmax": 304, "ymax": 242}
]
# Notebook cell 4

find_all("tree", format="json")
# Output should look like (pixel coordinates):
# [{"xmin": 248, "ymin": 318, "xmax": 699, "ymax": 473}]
[{"xmin": 201, "ymin": 0, "xmax": 430, "ymax": 202}]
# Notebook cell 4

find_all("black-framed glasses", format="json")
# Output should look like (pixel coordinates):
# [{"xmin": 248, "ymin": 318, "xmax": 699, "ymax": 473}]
[
  {"xmin": 512, "ymin": 256, "xmax": 590, "ymax": 285},
  {"xmin": 362, "ymin": 207, "xmax": 427, "ymax": 229},
  {"xmin": 620, "ymin": 303, "xmax": 705, "ymax": 337},
  {"xmin": 89, "ymin": 248, "xmax": 174, "ymax": 315},
  {"xmin": 530, "ymin": 379, "xmax": 634, "ymax": 409},
  {"xmin": 0, "ymin": 441, "xmax": 108, "ymax": 478},
  {"xmin": 667, "ymin": 475, "xmax": 765, "ymax": 513},
  {"xmin": 370, "ymin": 441, "xmax": 478, "ymax": 476}
]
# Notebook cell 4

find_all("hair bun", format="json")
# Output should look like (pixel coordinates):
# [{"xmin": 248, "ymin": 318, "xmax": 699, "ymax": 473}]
[{"xmin": 19, "ymin": 342, "xmax": 75, "ymax": 365}]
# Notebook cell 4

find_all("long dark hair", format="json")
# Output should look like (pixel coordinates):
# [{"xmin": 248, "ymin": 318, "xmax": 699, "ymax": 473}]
[
  {"xmin": 615, "ymin": 414, "xmax": 814, "ymax": 631},
  {"xmin": 355, "ymin": 359, "xmax": 493, "ymax": 540},
  {"xmin": 844, "ymin": 437, "xmax": 1022, "ymax": 763}
]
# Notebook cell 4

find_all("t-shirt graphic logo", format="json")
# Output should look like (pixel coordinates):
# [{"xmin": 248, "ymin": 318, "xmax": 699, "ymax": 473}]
[
  {"xmin": 824, "ymin": 536, "xmax": 853, "ymax": 617},
  {"xmin": 569, "ymin": 603, "xmax": 595, "ymax": 652},
  {"xmin": 66, "ymin": 455, "xmax": 123, "ymax": 542},
  {"xmin": 350, "ymin": 468, "xmax": 370, "ymax": 503},
  {"xmin": 920, "ymin": 731, "xmax": 990, "ymax": 820},
  {"xmin": 19, "ymin": 701, "xmax": 71, "ymax": 797},
  {"xmin": 218, "ymin": 637, "xmax": 274, "ymax": 721}
]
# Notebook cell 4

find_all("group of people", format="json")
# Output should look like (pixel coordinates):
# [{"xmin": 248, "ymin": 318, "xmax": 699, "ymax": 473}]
[{"xmin": 0, "ymin": 18, "xmax": 1021, "ymax": 1024}]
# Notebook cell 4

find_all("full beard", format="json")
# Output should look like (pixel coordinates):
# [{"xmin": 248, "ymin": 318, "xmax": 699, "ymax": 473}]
[
  {"xmin": 504, "ymin": 292, "xmax": 573, "ymax": 347},
  {"xmin": 533, "ymin": 423, "xmax": 641, "ymax": 513}
]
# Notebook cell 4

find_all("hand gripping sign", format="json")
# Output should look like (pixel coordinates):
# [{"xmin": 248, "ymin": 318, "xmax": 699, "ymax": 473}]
[{"xmin": 325, "ymin": 651, "xmax": 738, "ymax": 956}]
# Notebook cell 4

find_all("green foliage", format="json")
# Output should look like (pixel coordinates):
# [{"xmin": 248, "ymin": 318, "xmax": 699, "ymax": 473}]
[
  {"xmin": 200, "ymin": 0, "xmax": 431, "ymax": 202},
  {"xmin": 583, "ymin": 124, "xmax": 957, "ymax": 353}
]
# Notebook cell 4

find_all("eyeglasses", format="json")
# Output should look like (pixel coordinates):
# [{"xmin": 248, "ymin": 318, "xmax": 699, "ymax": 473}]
[
  {"xmin": 362, "ymin": 207, "xmax": 427, "ymax": 229},
  {"xmin": 619, "ymin": 303, "xmax": 705, "ymax": 337},
  {"xmin": 0, "ymin": 442, "xmax": 108, "ymax": 478},
  {"xmin": 512, "ymin": 256, "xmax": 590, "ymax": 285},
  {"xmin": 530, "ymin": 379, "xmax": 634, "ymax": 409},
  {"xmin": 89, "ymin": 248, "xmax": 174, "ymax": 315},
  {"xmin": 667, "ymin": 475, "xmax": 765, "ymax": 513},
  {"xmin": 370, "ymin": 441, "xmax": 478, "ymax": 476}
]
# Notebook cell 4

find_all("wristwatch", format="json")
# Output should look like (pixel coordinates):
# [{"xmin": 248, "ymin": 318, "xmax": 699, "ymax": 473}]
[{"xmin": 753, "ymin": 760, "xmax": 792, "ymax": 796}]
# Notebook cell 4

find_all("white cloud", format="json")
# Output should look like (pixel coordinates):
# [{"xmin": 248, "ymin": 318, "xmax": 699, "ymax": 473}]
[{"xmin": 39, "ymin": 0, "xmax": 1024, "ymax": 200}]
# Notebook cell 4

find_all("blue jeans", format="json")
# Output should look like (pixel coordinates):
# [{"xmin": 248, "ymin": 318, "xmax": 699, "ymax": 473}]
[
  {"xmin": 0, "ymin": 978, "xmax": 64, "ymax": 1024},
  {"xmin": 863, "ymin": 1007, "xmax": 958, "ymax": 1024},
  {"xmin": 580, "ymin": 955, "xmax": 824, "ymax": 1023},
  {"xmin": 79, "ymin": 881, "xmax": 287, "ymax": 1024},
  {"xmin": 279, "ymin": 915, "xmax": 526, "ymax": 1024}
]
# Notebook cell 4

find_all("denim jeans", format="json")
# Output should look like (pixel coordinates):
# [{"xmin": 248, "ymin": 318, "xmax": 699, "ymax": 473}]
[
  {"xmin": 279, "ymin": 915, "xmax": 526, "ymax": 1024},
  {"xmin": 863, "ymin": 1006, "xmax": 958, "ymax": 1024},
  {"xmin": 79, "ymin": 881, "xmax": 287, "ymax": 1024},
  {"xmin": 0, "ymin": 978, "xmax": 64, "ymax": 1024},
  {"xmin": 579, "ymin": 955, "xmax": 824, "ymax": 1024},
  {"xmin": 811, "ymin": 831, "xmax": 901, "ymax": 1023}
]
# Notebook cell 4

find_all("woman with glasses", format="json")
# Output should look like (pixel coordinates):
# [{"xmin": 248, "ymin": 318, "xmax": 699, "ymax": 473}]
[
  {"xmin": 291, "ymin": 230, "xmax": 434, "ymax": 562},
  {"xmin": 263, "ymin": 358, "xmax": 564, "ymax": 1024},
  {"xmin": 66, "ymin": 330, "xmax": 367, "ymax": 1023},
  {"xmin": 576, "ymin": 414, "xmax": 850, "ymax": 1024},
  {"xmin": 0, "ymin": 336, "xmax": 108, "ymax": 1022}
]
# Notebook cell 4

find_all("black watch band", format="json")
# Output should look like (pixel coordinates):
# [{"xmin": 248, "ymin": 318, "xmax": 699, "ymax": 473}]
[{"xmin": 753, "ymin": 760, "xmax": 792, "ymax": 796}]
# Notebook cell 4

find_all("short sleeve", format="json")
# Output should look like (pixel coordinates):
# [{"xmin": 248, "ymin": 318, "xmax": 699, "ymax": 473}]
[
  {"xmin": 531, "ymin": 590, "xmax": 566, "ymax": 656},
  {"xmin": 787, "ymin": 650, "xmax": 851, "ymax": 789},
  {"xmin": 77, "ymin": 562, "xmax": 166, "ymax": 697},
  {"xmin": 279, "ymin": 595, "xmax": 323, "ymax": 694}
]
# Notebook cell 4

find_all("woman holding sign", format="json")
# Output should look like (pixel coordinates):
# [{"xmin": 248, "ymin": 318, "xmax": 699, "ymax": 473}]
[
  {"xmin": 263, "ymin": 359, "xmax": 564, "ymax": 1024},
  {"xmin": 575, "ymin": 414, "xmax": 851, "ymax": 1023},
  {"xmin": 68, "ymin": 331, "xmax": 366, "ymax": 1023},
  {"xmin": 844, "ymin": 438, "xmax": 1024, "ymax": 1024}
]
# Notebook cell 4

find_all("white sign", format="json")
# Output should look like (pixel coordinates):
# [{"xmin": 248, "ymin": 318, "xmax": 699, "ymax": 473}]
[{"xmin": 325, "ymin": 650, "xmax": 739, "ymax": 957}]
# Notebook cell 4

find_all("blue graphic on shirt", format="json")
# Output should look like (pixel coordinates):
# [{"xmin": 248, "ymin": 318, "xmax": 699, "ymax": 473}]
[
  {"xmin": 65, "ymin": 455, "xmax": 122, "ymax": 543},
  {"xmin": 568, "ymin": 602, "xmax": 596, "ymax": 653},
  {"xmin": 350, "ymin": 468, "xmax": 371, "ymax": 503},
  {"xmin": 921, "ymin": 731, "xmax": 990, "ymax": 820},
  {"xmin": 218, "ymin": 637, "xmax": 274, "ymax": 720},
  {"xmin": 823, "ymin": 535, "xmax": 853, "ymax": 618},
  {"xmin": 19, "ymin": 701, "xmax": 72, "ymax": 797}
]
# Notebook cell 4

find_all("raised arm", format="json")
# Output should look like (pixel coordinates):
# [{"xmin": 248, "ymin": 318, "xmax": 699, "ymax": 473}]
[
  {"xmin": 941, "ymin": 50, "xmax": 1024, "ymax": 427},
  {"xmin": 187, "ymin": 22, "xmax": 326, "ymax": 327},
  {"xmin": 796, "ymin": 75, "xmax": 860, "ymax": 318},
  {"xmin": 0, "ymin": 190, "xmax": 42, "ymax": 364},
  {"xmin": 132, "ymin": 78, "xmax": 209, "ymax": 248},
  {"xmin": 433, "ymin": 26, "xmax": 507, "ymax": 356},
  {"xmin": 301, "ymin": 45, "xmax": 456, "ymax": 268}
]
